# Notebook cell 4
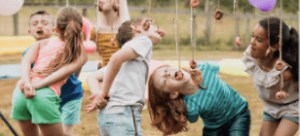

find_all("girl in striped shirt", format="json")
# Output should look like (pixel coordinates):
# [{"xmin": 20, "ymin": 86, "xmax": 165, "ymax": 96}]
[{"xmin": 148, "ymin": 62, "xmax": 250, "ymax": 136}]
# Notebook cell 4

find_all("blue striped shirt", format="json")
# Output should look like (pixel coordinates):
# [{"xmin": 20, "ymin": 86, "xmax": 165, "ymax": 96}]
[{"xmin": 183, "ymin": 62, "xmax": 247, "ymax": 129}]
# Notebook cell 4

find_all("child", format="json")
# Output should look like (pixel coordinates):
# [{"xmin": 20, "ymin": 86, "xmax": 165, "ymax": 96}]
[
  {"xmin": 90, "ymin": 0, "xmax": 130, "ymax": 67},
  {"xmin": 11, "ymin": 7, "xmax": 87, "ymax": 136},
  {"xmin": 86, "ymin": 17, "xmax": 165, "ymax": 136},
  {"xmin": 242, "ymin": 17, "xmax": 298, "ymax": 136},
  {"xmin": 147, "ymin": 62, "xmax": 251, "ymax": 136},
  {"xmin": 21, "ymin": 10, "xmax": 85, "ymax": 136}
]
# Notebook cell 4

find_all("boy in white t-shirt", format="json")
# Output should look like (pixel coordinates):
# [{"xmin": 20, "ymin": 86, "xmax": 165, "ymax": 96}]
[{"xmin": 86, "ymin": 17, "xmax": 165, "ymax": 136}]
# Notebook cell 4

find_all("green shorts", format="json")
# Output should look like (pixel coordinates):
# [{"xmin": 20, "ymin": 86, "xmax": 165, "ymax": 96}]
[
  {"xmin": 11, "ymin": 87, "xmax": 61, "ymax": 124},
  {"xmin": 59, "ymin": 98, "xmax": 82, "ymax": 125},
  {"xmin": 263, "ymin": 111, "xmax": 299, "ymax": 124}
]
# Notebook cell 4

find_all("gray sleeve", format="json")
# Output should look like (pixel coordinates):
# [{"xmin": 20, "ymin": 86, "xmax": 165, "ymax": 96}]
[{"xmin": 126, "ymin": 36, "xmax": 153, "ymax": 58}]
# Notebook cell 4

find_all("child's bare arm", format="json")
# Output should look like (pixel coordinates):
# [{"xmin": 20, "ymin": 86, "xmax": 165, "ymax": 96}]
[
  {"xmin": 32, "ymin": 51, "xmax": 87, "ymax": 89},
  {"xmin": 87, "ymin": 68, "xmax": 105, "ymax": 95},
  {"xmin": 119, "ymin": 0, "xmax": 130, "ymax": 23},
  {"xmin": 100, "ymin": 46, "xmax": 139, "ymax": 98},
  {"xmin": 21, "ymin": 42, "xmax": 40, "ymax": 83},
  {"xmin": 74, "ymin": 68, "xmax": 82, "ymax": 78}
]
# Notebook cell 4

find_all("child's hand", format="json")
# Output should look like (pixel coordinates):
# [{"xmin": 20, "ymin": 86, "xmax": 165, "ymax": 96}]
[
  {"xmin": 86, "ymin": 102, "xmax": 97, "ymax": 113},
  {"xmin": 190, "ymin": 0, "xmax": 200, "ymax": 8},
  {"xmin": 31, "ymin": 82, "xmax": 41, "ymax": 90},
  {"xmin": 18, "ymin": 80, "xmax": 25, "ymax": 92},
  {"xmin": 23, "ymin": 82, "xmax": 36, "ymax": 99},
  {"xmin": 86, "ymin": 93, "xmax": 109, "ymax": 113}
]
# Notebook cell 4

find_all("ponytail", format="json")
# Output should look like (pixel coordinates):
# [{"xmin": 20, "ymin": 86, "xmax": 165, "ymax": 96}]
[
  {"xmin": 63, "ymin": 21, "xmax": 83, "ymax": 64},
  {"xmin": 282, "ymin": 27, "xmax": 298, "ymax": 81},
  {"xmin": 36, "ymin": 7, "xmax": 84, "ymax": 76},
  {"xmin": 259, "ymin": 17, "xmax": 299, "ymax": 82}
]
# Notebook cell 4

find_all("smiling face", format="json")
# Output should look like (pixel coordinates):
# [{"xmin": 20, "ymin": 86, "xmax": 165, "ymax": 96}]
[
  {"xmin": 28, "ymin": 14, "xmax": 54, "ymax": 41},
  {"xmin": 152, "ymin": 66, "xmax": 191, "ymax": 95},
  {"xmin": 250, "ymin": 24, "xmax": 269, "ymax": 59}
]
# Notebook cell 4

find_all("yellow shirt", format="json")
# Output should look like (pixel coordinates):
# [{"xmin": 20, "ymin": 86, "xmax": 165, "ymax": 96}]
[{"xmin": 90, "ymin": 27, "xmax": 120, "ymax": 66}]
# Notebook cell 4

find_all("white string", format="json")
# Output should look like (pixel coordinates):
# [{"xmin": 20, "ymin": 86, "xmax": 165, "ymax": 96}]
[
  {"xmin": 279, "ymin": 0, "xmax": 284, "ymax": 90},
  {"xmin": 174, "ymin": 0, "xmax": 180, "ymax": 68},
  {"xmin": 190, "ymin": 6, "xmax": 195, "ymax": 60}
]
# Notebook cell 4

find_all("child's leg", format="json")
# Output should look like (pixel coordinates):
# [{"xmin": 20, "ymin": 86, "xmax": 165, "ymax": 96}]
[
  {"xmin": 97, "ymin": 106, "xmax": 142, "ymax": 136},
  {"xmin": 273, "ymin": 118, "xmax": 298, "ymax": 136},
  {"xmin": 60, "ymin": 98, "xmax": 82, "ymax": 136},
  {"xmin": 38, "ymin": 123, "xmax": 63, "ymax": 136},
  {"xmin": 227, "ymin": 109, "xmax": 251, "ymax": 136},
  {"xmin": 26, "ymin": 87, "xmax": 63, "ymax": 135},
  {"xmin": 18, "ymin": 120, "xmax": 39, "ymax": 136},
  {"xmin": 63, "ymin": 125, "xmax": 74, "ymax": 136},
  {"xmin": 260, "ymin": 121, "xmax": 279, "ymax": 136},
  {"xmin": 259, "ymin": 112, "xmax": 280, "ymax": 136}
]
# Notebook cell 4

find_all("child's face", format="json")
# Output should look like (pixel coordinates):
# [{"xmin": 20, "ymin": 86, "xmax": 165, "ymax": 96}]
[
  {"xmin": 140, "ymin": 23, "xmax": 164, "ymax": 46},
  {"xmin": 28, "ymin": 14, "xmax": 55, "ymax": 41},
  {"xmin": 98, "ymin": 0, "xmax": 115, "ymax": 12},
  {"xmin": 152, "ymin": 66, "xmax": 191, "ymax": 94},
  {"xmin": 250, "ymin": 24, "xmax": 269, "ymax": 59}
]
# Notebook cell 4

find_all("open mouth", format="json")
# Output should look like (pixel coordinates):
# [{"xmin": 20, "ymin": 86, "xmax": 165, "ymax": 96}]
[
  {"xmin": 37, "ymin": 30, "xmax": 44, "ymax": 35},
  {"xmin": 175, "ymin": 70, "xmax": 183, "ymax": 80}
]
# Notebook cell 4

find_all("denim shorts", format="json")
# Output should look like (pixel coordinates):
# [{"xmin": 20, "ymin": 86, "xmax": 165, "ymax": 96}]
[
  {"xmin": 263, "ymin": 111, "xmax": 299, "ymax": 124},
  {"xmin": 59, "ymin": 98, "xmax": 82, "ymax": 125},
  {"xmin": 203, "ymin": 108, "xmax": 251, "ymax": 136},
  {"xmin": 97, "ymin": 106, "xmax": 142, "ymax": 136}
]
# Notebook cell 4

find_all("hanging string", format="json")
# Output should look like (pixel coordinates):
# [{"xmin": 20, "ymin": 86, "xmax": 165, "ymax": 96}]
[
  {"xmin": 268, "ymin": 13, "xmax": 270, "ymax": 52},
  {"xmin": 235, "ymin": 0, "xmax": 238, "ymax": 36},
  {"xmin": 174, "ymin": 0, "xmax": 180, "ymax": 69},
  {"xmin": 190, "ymin": 6, "xmax": 195, "ymax": 60},
  {"xmin": 148, "ymin": 0, "xmax": 152, "ymax": 18},
  {"xmin": 218, "ymin": 0, "xmax": 220, "ymax": 9},
  {"xmin": 279, "ymin": 0, "xmax": 284, "ymax": 90}
]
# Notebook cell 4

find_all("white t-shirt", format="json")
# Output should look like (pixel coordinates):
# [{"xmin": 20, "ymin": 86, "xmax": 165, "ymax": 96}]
[{"xmin": 99, "ymin": 36, "xmax": 153, "ymax": 114}]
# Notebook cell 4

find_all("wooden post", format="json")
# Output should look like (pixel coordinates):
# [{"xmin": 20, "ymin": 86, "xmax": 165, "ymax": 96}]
[
  {"xmin": 13, "ymin": 12, "xmax": 19, "ymax": 36},
  {"xmin": 82, "ymin": 8, "xmax": 87, "ymax": 17}
]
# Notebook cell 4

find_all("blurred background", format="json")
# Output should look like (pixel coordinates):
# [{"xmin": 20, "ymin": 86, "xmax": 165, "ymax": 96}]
[
  {"xmin": 0, "ymin": 0, "xmax": 299, "ymax": 136},
  {"xmin": 0, "ymin": 0, "xmax": 298, "ymax": 51}
]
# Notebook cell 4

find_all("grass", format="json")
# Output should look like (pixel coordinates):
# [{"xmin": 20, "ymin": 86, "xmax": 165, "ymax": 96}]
[
  {"xmin": 2, "ymin": 52, "xmax": 299, "ymax": 136},
  {"xmin": 0, "ymin": 74, "xmax": 263, "ymax": 136}
]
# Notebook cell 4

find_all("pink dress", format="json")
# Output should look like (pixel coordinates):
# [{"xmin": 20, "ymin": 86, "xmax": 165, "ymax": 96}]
[{"xmin": 30, "ymin": 36, "xmax": 66, "ymax": 96}]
